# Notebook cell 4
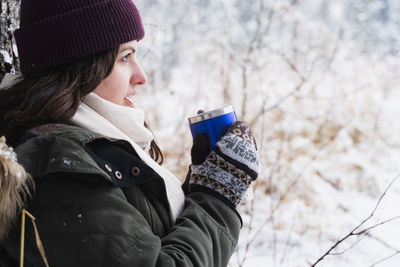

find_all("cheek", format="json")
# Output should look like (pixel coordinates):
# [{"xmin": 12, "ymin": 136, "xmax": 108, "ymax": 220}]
[{"xmin": 93, "ymin": 69, "xmax": 130, "ymax": 104}]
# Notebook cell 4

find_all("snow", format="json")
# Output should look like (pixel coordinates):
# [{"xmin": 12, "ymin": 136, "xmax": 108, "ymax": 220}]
[
  {"xmin": 0, "ymin": 49, "xmax": 12, "ymax": 64},
  {"xmin": 2, "ymin": 0, "xmax": 400, "ymax": 266},
  {"xmin": 133, "ymin": 0, "xmax": 400, "ymax": 265},
  {"xmin": 0, "ymin": 139, "xmax": 17, "ymax": 161}
]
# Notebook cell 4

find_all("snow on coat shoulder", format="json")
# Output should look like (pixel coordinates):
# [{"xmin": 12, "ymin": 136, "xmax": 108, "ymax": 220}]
[{"xmin": 0, "ymin": 136, "xmax": 34, "ymax": 244}]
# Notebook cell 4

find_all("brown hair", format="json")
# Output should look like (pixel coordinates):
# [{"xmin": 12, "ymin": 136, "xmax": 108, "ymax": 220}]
[{"xmin": 0, "ymin": 47, "xmax": 164, "ymax": 164}]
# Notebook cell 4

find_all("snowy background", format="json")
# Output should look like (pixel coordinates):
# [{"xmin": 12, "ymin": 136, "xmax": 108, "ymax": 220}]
[{"xmin": 2, "ymin": 0, "xmax": 400, "ymax": 266}]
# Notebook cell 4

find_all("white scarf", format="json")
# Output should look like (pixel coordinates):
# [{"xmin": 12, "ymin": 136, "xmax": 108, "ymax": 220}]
[{"xmin": 71, "ymin": 93, "xmax": 185, "ymax": 222}]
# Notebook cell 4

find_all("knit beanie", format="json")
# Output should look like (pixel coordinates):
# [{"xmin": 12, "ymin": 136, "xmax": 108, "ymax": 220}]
[{"xmin": 14, "ymin": 0, "xmax": 145, "ymax": 75}]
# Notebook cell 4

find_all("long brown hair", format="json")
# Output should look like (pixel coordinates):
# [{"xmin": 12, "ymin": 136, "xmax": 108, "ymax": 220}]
[{"xmin": 0, "ymin": 46, "xmax": 164, "ymax": 164}]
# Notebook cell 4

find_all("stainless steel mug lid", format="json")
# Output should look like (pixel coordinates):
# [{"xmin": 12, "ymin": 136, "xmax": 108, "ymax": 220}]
[{"xmin": 188, "ymin": 106, "xmax": 234, "ymax": 124}]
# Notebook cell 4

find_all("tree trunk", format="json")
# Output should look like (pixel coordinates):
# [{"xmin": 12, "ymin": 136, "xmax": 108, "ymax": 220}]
[{"xmin": 0, "ymin": 0, "xmax": 20, "ymax": 85}]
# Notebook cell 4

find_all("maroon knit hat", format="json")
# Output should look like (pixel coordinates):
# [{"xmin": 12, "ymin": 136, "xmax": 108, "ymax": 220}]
[{"xmin": 14, "ymin": 0, "xmax": 145, "ymax": 75}]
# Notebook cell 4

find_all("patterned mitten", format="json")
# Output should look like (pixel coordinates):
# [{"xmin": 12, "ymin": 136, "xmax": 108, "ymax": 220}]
[{"xmin": 189, "ymin": 121, "xmax": 259, "ymax": 207}]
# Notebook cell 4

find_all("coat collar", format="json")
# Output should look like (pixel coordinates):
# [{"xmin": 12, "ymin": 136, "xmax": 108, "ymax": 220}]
[{"xmin": 15, "ymin": 124, "xmax": 111, "ymax": 182}]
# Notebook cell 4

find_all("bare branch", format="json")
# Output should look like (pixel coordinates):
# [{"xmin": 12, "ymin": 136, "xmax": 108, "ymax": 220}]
[
  {"xmin": 310, "ymin": 174, "xmax": 400, "ymax": 266},
  {"xmin": 280, "ymin": 119, "xmax": 351, "ymax": 203},
  {"xmin": 353, "ymin": 216, "xmax": 400, "ymax": 236},
  {"xmin": 331, "ymin": 226, "xmax": 400, "ymax": 257},
  {"xmin": 366, "ymin": 233, "xmax": 400, "ymax": 251},
  {"xmin": 368, "ymin": 251, "xmax": 400, "ymax": 267},
  {"xmin": 307, "ymin": 28, "xmax": 343, "ymax": 96},
  {"xmin": 249, "ymin": 80, "xmax": 304, "ymax": 128},
  {"xmin": 280, "ymin": 211, "xmax": 296, "ymax": 264},
  {"xmin": 238, "ymin": 146, "xmax": 283, "ymax": 266},
  {"xmin": 248, "ymin": 41, "xmax": 310, "ymax": 128},
  {"xmin": 330, "ymin": 234, "xmax": 367, "ymax": 256}
]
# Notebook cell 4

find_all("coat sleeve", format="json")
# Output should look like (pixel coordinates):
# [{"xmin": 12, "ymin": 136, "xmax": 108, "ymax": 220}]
[{"xmin": 23, "ymin": 172, "xmax": 241, "ymax": 267}]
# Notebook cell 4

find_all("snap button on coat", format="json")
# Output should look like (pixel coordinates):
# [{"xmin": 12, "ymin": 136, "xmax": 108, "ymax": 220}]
[
  {"xmin": 131, "ymin": 167, "xmax": 140, "ymax": 176},
  {"xmin": 115, "ymin": 171, "xmax": 122, "ymax": 179}
]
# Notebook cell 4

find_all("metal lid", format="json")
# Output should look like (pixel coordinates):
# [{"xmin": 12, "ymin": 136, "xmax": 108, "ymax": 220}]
[{"xmin": 188, "ymin": 105, "xmax": 234, "ymax": 124}]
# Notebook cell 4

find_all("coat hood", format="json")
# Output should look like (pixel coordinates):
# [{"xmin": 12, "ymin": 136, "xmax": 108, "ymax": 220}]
[{"xmin": 0, "ymin": 136, "xmax": 33, "ymax": 244}]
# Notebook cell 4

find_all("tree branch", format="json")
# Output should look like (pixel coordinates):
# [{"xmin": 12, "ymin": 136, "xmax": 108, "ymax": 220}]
[
  {"xmin": 310, "ymin": 174, "xmax": 400, "ymax": 266},
  {"xmin": 368, "ymin": 251, "xmax": 400, "ymax": 267}
]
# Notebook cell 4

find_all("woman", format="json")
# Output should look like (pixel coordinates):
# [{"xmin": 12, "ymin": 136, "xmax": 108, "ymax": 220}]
[{"xmin": 0, "ymin": 0, "xmax": 259, "ymax": 266}]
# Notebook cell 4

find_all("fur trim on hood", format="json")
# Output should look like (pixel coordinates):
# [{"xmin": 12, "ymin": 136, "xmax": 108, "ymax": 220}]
[{"xmin": 0, "ymin": 136, "xmax": 34, "ymax": 244}]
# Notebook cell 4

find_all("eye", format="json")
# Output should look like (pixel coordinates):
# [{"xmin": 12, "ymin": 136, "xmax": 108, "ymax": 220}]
[{"xmin": 122, "ymin": 53, "xmax": 132, "ymax": 62}]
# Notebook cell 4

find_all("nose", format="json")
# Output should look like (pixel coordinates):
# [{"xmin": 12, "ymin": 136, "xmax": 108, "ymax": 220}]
[{"xmin": 131, "ymin": 62, "xmax": 147, "ymax": 85}]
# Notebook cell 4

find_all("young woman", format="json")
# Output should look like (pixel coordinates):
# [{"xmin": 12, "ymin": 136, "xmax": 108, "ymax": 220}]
[{"xmin": 0, "ymin": 0, "xmax": 259, "ymax": 266}]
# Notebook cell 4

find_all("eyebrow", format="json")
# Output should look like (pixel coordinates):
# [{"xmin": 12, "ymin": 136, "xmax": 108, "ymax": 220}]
[{"xmin": 119, "ymin": 47, "xmax": 136, "ymax": 54}]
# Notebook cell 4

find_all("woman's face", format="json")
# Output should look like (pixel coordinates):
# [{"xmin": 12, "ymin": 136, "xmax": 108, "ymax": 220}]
[{"xmin": 93, "ymin": 40, "xmax": 147, "ymax": 106}]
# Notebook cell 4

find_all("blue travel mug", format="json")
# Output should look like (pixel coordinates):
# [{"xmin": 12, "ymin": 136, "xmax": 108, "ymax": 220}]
[{"xmin": 188, "ymin": 106, "xmax": 237, "ymax": 150}]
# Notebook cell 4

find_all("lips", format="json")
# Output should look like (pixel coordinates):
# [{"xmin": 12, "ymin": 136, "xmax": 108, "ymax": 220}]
[{"xmin": 124, "ymin": 96, "xmax": 134, "ymax": 106}]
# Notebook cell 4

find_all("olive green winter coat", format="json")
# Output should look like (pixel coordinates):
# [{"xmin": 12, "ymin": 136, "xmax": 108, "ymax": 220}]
[{"xmin": 0, "ymin": 124, "xmax": 241, "ymax": 267}]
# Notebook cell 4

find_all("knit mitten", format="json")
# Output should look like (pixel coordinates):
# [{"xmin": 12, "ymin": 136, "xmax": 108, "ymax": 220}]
[{"xmin": 189, "ymin": 121, "xmax": 259, "ymax": 207}]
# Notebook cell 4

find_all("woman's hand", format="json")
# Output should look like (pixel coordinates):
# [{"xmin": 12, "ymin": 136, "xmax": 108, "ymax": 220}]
[{"xmin": 189, "ymin": 121, "xmax": 259, "ymax": 207}]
